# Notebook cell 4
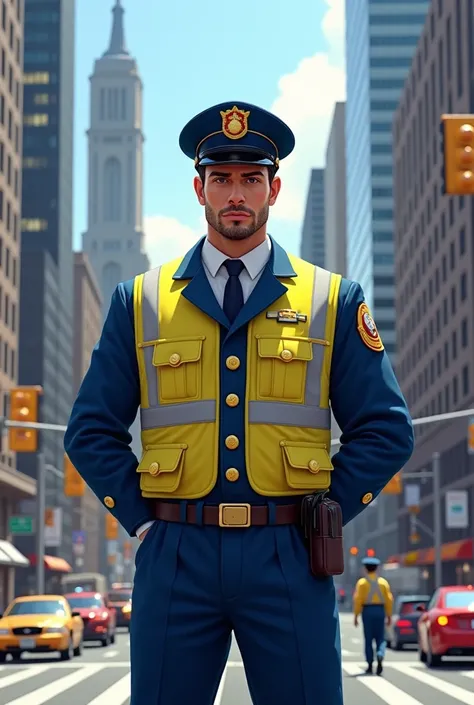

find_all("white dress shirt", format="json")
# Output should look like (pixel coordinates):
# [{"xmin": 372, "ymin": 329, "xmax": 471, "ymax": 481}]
[{"xmin": 136, "ymin": 236, "xmax": 272, "ymax": 539}]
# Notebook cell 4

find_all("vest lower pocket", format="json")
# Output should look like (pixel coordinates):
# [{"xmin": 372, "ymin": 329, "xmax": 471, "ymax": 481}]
[
  {"xmin": 280, "ymin": 440, "xmax": 333, "ymax": 490},
  {"xmin": 152, "ymin": 337, "xmax": 203, "ymax": 403},
  {"xmin": 256, "ymin": 336, "xmax": 313, "ymax": 403},
  {"xmin": 137, "ymin": 443, "xmax": 187, "ymax": 495}
]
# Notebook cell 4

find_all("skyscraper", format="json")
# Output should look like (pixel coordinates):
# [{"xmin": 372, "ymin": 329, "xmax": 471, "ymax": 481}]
[
  {"xmin": 324, "ymin": 102, "xmax": 346, "ymax": 276},
  {"xmin": 16, "ymin": 0, "xmax": 76, "ymax": 588},
  {"xmin": 344, "ymin": 0, "xmax": 429, "ymax": 560},
  {"xmin": 82, "ymin": 0, "xmax": 149, "ymax": 319},
  {"xmin": 345, "ymin": 0, "xmax": 429, "ymax": 364},
  {"xmin": 300, "ymin": 169, "xmax": 325, "ymax": 266}
]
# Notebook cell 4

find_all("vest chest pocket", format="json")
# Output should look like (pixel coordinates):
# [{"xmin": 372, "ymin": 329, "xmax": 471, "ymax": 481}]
[
  {"xmin": 256, "ymin": 336, "xmax": 313, "ymax": 403},
  {"xmin": 152, "ymin": 337, "xmax": 203, "ymax": 403},
  {"xmin": 280, "ymin": 441, "xmax": 333, "ymax": 491},
  {"xmin": 137, "ymin": 443, "xmax": 187, "ymax": 495}
]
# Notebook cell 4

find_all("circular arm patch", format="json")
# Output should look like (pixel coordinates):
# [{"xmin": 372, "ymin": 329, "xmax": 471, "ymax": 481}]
[{"xmin": 357, "ymin": 303, "xmax": 384, "ymax": 351}]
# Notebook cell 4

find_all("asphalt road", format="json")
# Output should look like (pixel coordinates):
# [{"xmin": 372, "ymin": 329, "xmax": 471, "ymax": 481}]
[{"xmin": 1, "ymin": 616, "xmax": 474, "ymax": 703}]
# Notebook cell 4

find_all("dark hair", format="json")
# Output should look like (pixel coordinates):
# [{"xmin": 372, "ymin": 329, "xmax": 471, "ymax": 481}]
[
  {"xmin": 197, "ymin": 164, "xmax": 277, "ymax": 185},
  {"xmin": 365, "ymin": 564, "xmax": 378, "ymax": 573}
]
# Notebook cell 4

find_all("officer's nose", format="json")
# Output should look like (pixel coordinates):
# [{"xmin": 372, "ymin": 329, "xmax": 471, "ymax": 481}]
[{"xmin": 227, "ymin": 185, "xmax": 245, "ymax": 205}]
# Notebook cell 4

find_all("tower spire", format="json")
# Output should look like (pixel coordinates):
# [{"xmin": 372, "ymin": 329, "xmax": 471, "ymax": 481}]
[{"xmin": 103, "ymin": 0, "xmax": 129, "ymax": 57}]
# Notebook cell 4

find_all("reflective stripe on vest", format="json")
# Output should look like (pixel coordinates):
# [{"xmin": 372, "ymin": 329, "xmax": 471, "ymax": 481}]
[
  {"xmin": 365, "ymin": 579, "xmax": 384, "ymax": 604},
  {"xmin": 138, "ymin": 263, "xmax": 333, "ymax": 430}
]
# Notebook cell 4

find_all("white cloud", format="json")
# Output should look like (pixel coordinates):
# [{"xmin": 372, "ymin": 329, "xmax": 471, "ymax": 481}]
[
  {"xmin": 143, "ymin": 0, "xmax": 346, "ymax": 260},
  {"xmin": 270, "ymin": 0, "xmax": 346, "ymax": 223},
  {"xmin": 143, "ymin": 215, "xmax": 202, "ymax": 269}
]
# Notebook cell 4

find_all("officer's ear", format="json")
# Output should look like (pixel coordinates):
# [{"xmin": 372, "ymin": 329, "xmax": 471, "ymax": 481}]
[
  {"xmin": 194, "ymin": 173, "xmax": 206, "ymax": 206},
  {"xmin": 269, "ymin": 173, "xmax": 281, "ymax": 206}
]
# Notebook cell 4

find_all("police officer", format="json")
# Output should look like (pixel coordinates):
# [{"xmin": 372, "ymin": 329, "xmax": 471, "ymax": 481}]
[
  {"xmin": 353, "ymin": 556, "xmax": 394, "ymax": 675},
  {"xmin": 64, "ymin": 101, "xmax": 413, "ymax": 705}
]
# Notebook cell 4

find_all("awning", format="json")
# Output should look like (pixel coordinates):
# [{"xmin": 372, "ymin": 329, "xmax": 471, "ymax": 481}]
[
  {"xmin": 0, "ymin": 540, "xmax": 29, "ymax": 568},
  {"xmin": 27, "ymin": 554, "xmax": 72, "ymax": 573},
  {"xmin": 386, "ymin": 538, "xmax": 473, "ymax": 567}
]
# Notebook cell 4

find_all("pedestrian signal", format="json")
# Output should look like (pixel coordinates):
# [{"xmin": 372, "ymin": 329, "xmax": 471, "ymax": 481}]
[
  {"xmin": 63, "ymin": 453, "xmax": 85, "ymax": 497},
  {"xmin": 367, "ymin": 548, "xmax": 375, "ymax": 557},
  {"xmin": 349, "ymin": 546, "xmax": 358, "ymax": 556},
  {"xmin": 8, "ymin": 386, "xmax": 42, "ymax": 452},
  {"xmin": 441, "ymin": 114, "xmax": 474, "ymax": 194},
  {"xmin": 44, "ymin": 508, "xmax": 54, "ymax": 527},
  {"xmin": 105, "ymin": 512, "xmax": 118, "ymax": 540}
]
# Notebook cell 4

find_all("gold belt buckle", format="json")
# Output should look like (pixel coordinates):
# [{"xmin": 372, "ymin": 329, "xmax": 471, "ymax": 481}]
[{"xmin": 218, "ymin": 503, "xmax": 251, "ymax": 527}]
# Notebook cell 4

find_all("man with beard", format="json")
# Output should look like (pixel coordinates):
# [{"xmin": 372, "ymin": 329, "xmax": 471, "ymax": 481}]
[{"xmin": 64, "ymin": 101, "xmax": 414, "ymax": 705}]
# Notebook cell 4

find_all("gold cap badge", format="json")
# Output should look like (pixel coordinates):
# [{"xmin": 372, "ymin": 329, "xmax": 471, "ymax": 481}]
[
  {"xmin": 357, "ymin": 303, "xmax": 384, "ymax": 352},
  {"xmin": 220, "ymin": 106, "xmax": 250, "ymax": 140}
]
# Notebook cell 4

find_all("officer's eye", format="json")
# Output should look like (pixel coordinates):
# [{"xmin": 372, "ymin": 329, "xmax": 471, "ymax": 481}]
[{"xmin": 246, "ymin": 177, "xmax": 260, "ymax": 184}]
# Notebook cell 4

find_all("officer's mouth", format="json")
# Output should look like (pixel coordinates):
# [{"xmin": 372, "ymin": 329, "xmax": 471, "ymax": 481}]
[{"xmin": 222, "ymin": 211, "xmax": 252, "ymax": 221}]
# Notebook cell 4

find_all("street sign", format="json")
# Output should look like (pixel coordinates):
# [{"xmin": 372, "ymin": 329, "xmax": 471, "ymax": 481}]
[
  {"xmin": 72, "ymin": 530, "xmax": 85, "ymax": 544},
  {"xmin": 9, "ymin": 516, "xmax": 33, "ymax": 534},
  {"xmin": 446, "ymin": 490, "xmax": 469, "ymax": 528},
  {"xmin": 405, "ymin": 484, "xmax": 420, "ymax": 511}
]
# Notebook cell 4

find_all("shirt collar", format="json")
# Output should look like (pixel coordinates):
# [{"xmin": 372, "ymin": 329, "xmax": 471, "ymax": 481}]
[{"xmin": 201, "ymin": 237, "xmax": 271, "ymax": 280}]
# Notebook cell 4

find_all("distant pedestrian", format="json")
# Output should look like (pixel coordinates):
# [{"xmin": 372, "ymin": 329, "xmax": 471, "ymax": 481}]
[{"xmin": 353, "ymin": 556, "xmax": 393, "ymax": 674}]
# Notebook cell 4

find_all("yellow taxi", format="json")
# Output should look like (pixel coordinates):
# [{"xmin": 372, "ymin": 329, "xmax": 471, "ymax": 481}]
[{"xmin": 0, "ymin": 594, "xmax": 84, "ymax": 662}]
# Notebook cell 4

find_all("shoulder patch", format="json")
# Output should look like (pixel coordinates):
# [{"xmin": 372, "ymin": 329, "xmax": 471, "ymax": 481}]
[{"xmin": 357, "ymin": 303, "xmax": 384, "ymax": 352}]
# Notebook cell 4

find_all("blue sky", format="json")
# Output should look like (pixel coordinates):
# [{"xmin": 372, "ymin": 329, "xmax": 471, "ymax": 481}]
[{"xmin": 73, "ymin": 0, "xmax": 345, "ymax": 267}]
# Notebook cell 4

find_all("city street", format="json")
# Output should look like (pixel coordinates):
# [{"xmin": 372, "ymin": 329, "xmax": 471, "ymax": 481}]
[{"xmin": 1, "ymin": 615, "xmax": 474, "ymax": 703}]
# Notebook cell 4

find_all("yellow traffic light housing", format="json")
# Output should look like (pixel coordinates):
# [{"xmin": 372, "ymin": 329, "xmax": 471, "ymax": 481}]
[
  {"xmin": 105, "ymin": 512, "xmax": 118, "ymax": 540},
  {"xmin": 8, "ymin": 385, "xmax": 42, "ymax": 452},
  {"xmin": 441, "ymin": 114, "xmax": 474, "ymax": 194},
  {"xmin": 63, "ymin": 453, "xmax": 85, "ymax": 497},
  {"xmin": 382, "ymin": 472, "xmax": 402, "ymax": 494}
]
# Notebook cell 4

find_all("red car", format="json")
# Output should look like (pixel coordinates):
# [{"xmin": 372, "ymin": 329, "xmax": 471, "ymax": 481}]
[
  {"xmin": 417, "ymin": 585, "xmax": 474, "ymax": 667},
  {"xmin": 64, "ymin": 591, "xmax": 116, "ymax": 647}
]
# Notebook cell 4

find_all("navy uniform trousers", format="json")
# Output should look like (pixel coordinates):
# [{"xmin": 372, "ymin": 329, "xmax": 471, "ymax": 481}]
[
  {"xmin": 362, "ymin": 605, "xmax": 386, "ymax": 665},
  {"xmin": 130, "ymin": 515, "xmax": 342, "ymax": 705}
]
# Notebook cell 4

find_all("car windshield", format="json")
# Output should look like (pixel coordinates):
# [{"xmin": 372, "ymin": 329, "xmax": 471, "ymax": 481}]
[
  {"xmin": 445, "ymin": 591, "xmax": 474, "ymax": 608},
  {"xmin": 67, "ymin": 597, "xmax": 103, "ymax": 609},
  {"xmin": 108, "ymin": 592, "xmax": 131, "ymax": 602},
  {"xmin": 6, "ymin": 600, "xmax": 66, "ymax": 616}
]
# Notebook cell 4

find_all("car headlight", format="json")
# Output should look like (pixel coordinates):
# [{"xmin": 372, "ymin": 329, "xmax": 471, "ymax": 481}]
[
  {"xmin": 0, "ymin": 629, "xmax": 9, "ymax": 635},
  {"xmin": 45, "ymin": 626, "xmax": 68, "ymax": 634},
  {"xmin": 122, "ymin": 604, "xmax": 132, "ymax": 613}
]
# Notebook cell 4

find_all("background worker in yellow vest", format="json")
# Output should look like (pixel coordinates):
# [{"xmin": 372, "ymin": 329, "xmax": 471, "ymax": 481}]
[
  {"xmin": 64, "ymin": 100, "xmax": 414, "ymax": 705},
  {"xmin": 353, "ymin": 556, "xmax": 394, "ymax": 675}
]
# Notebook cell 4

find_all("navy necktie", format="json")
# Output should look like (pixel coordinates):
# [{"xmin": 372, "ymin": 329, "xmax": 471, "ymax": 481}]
[{"xmin": 223, "ymin": 259, "xmax": 245, "ymax": 323}]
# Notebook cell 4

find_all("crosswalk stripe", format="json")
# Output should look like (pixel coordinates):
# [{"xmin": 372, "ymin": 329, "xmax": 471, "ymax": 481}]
[
  {"xmin": 103, "ymin": 650, "xmax": 119, "ymax": 658},
  {"xmin": 342, "ymin": 663, "xmax": 424, "ymax": 704},
  {"xmin": 0, "ymin": 667, "xmax": 45, "ymax": 689},
  {"xmin": 85, "ymin": 673, "xmax": 130, "ymax": 705},
  {"xmin": 390, "ymin": 663, "xmax": 474, "ymax": 704},
  {"xmin": 5, "ymin": 664, "xmax": 104, "ymax": 705}
]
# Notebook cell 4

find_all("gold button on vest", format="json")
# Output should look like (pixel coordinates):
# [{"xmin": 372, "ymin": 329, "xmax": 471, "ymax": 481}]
[
  {"xmin": 225, "ymin": 393, "xmax": 239, "ymax": 407},
  {"xmin": 308, "ymin": 459, "xmax": 319, "ymax": 473},
  {"xmin": 226, "ymin": 355, "xmax": 240, "ymax": 370},
  {"xmin": 149, "ymin": 462, "xmax": 160, "ymax": 476},
  {"xmin": 225, "ymin": 468, "xmax": 239, "ymax": 482},
  {"xmin": 362, "ymin": 492, "xmax": 373, "ymax": 505},
  {"xmin": 280, "ymin": 349, "xmax": 293, "ymax": 361},
  {"xmin": 104, "ymin": 496, "xmax": 115, "ymax": 509},
  {"xmin": 169, "ymin": 353, "xmax": 181, "ymax": 366},
  {"xmin": 225, "ymin": 435, "xmax": 239, "ymax": 450}
]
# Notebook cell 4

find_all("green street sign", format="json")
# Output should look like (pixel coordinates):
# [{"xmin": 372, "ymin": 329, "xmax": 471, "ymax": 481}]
[{"xmin": 9, "ymin": 516, "xmax": 33, "ymax": 534}]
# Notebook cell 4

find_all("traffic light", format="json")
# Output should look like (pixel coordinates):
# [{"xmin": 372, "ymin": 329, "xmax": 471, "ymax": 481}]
[
  {"xmin": 441, "ymin": 114, "xmax": 474, "ymax": 194},
  {"xmin": 105, "ymin": 512, "xmax": 118, "ymax": 540},
  {"xmin": 8, "ymin": 385, "xmax": 42, "ymax": 452},
  {"xmin": 44, "ymin": 508, "xmax": 54, "ymax": 527},
  {"xmin": 349, "ymin": 546, "xmax": 358, "ymax": 556},
  {"xmin": 382, "ymin": 471, "xmax": 402, "ymax": 494},
  {"xmin": 468, "ymin": 418, "xmax": 474, "ymax": 455},
  {"xmin": 63, "ymin": 453, "xmax": 85, "ymax": 497},
  {"xmin": 367, "ymin": 548, "xmax": 376, "ymax": 557}
]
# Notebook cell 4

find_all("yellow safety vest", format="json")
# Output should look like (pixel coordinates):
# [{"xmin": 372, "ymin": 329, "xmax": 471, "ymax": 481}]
[{"xmin": 133, "ymin": 254, "xmax": 342, "ymax": 499}]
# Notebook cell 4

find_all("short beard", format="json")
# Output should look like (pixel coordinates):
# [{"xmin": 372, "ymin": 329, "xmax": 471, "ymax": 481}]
[{"xmin": 205, "ymin": 202, "xmax": 269, "ymax": 241}]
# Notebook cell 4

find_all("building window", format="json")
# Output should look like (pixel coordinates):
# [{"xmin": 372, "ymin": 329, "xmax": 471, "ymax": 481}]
[
  {"xmin": 21, "ymin": 218, "xmax": 47, "ymax": 231},
  {"xmin": 23, "ymin": 72, "xmax": 50, "ymax": 84},
  {"xmin": 461, "ymin": 272, "xmax": 467, "ymax": 301},
  {"xmin": 103, "ymin": 157, "xmax": 121, "ymax": 222},
  {"xmin": 460, "ymin": 227, "xmax": 466, "ymax": 255},
  {"xmin": 453, "ymin": 376, "xmax": 459, "ymax": 406},
  {"xmin": 33, "ymin": 93, "xmax": 49, "ymax": 105},
  {"xmin": 462, "ymin": 318, "xmax": 468, "ymax": 347},
  {"xmin": 451, "ymin": 286, "xmax": 456, "ymax": 314},
  {"xmin": 23, "ymin": 157, "xmax": 48, "ymax": 168},
  {"xmin": 23, "ymin": 113, "xmax": 48, "ymax": 126},
  {"xmin": 463, "ymin": 365, "xmax": 469, "ymax": 397}
]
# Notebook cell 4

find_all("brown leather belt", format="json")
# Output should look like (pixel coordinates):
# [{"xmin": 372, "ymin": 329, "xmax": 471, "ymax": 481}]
[{"xmin": 153, "ymin": 501, "xmax": 300, "ymax": 528}]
